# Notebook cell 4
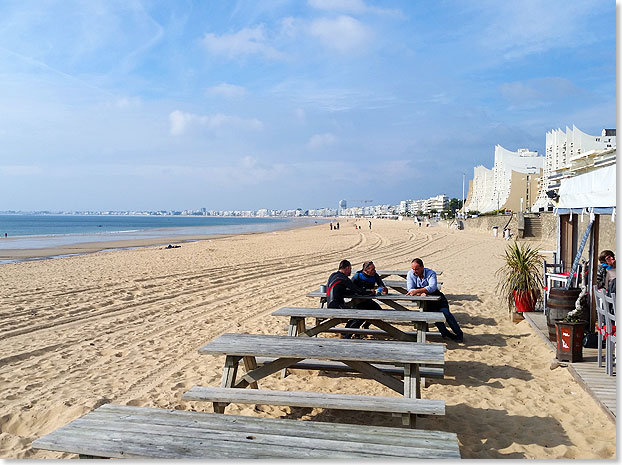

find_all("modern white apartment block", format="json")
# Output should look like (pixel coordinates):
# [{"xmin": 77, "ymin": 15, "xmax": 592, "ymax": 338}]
[
  {"xmin": 465, "ymin": 145, "xmax": 544, "ymax": 213},
  {"xmin": 531, "ymin": 126, "xmax": 616, "ymax": 211},
  {"xmin": 426, "ymin": 194, "xmax": 449, "ymax": 212},
  {"xmin": 398, "ymin": 195, "xmax": 448, "ymax": 215}
]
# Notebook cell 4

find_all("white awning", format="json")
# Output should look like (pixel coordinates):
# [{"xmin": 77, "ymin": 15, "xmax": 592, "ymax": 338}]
[{"xmin": 557, "ymin": 164, "xmax": 616, "ymax": 209}]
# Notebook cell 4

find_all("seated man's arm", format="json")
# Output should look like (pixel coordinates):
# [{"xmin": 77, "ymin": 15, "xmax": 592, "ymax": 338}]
[
  {"xmin": 423, "ymin": 269, "xmax": 438, "ymax": 293},
  {"xmin": 374, "ymin": 274, "xmax": 388, "ymax": 294},
  {"xmin": 344, "ymin": 277, "xmax": 372, "ymax": 296}
]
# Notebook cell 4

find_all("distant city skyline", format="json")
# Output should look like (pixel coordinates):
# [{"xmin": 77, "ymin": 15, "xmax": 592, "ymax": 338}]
[{"xmin": 0, "ymin": 1, "xmax": 616, "ymax": 212}]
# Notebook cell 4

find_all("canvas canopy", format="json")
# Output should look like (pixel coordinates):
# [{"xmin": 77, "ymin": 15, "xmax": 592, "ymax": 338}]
[{"xmin": 556, "ymin": 164, "xmax": 616, "ymax": 210}]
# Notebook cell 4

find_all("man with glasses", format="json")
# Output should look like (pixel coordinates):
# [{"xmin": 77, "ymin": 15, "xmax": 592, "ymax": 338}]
[
  {"xmin": 349, "ymin": 261, "xmax": 389, "ymax": 333},
  {"xmin": 407, "ymin": 257, "xmax": 464, "ymax": 342}
]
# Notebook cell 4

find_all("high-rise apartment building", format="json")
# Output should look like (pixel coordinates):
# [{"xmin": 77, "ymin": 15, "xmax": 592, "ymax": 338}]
[
  {"xmin": 465, "ymin": 145, "xmax": 543, "ymax": 213},
  {"xmin": 531, "ymin": 126, "xmax": 616, "ymax": 211}
]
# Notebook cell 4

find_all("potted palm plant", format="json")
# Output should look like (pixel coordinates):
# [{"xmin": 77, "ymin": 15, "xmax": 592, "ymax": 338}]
[{"xmin": 496, "ymin": 241, "xmax": 543, "ymax": 319}]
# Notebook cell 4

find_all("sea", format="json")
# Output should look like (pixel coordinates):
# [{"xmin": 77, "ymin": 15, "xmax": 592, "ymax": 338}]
[{"xmin": 0, "ymin": 214, "xmax": 325, "ymax": 264}]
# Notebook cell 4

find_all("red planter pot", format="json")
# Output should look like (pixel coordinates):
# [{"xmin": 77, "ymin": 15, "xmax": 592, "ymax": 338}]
[{"xmin": 513, "ymin": 290, "xmax": 536, "ymax": 312}]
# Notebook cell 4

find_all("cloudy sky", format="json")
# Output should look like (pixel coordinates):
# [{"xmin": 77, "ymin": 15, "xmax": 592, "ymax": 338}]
[{"xmin": 0, "ymin": 0, "xmax": 616, "ymax": 211}]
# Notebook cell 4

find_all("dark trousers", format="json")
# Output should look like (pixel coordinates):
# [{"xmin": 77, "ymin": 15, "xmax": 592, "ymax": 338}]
[{"xmin": 427, "ymin": 291, "xmax": 463, "ymax": 338}]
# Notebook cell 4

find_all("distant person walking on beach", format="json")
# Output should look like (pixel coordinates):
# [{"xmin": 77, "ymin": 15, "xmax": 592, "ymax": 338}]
[
  {"xmin": 330, "ymin": 222, "xmax": 333, "ymax": 230},
  {"xmin": 369, "ymin": 221, "xmax": 372, "ymax": 230},
  {"xmin": 326, "ymin": 259, "xmax": 374, "ymax": 338},
  {"xmin": 407, "ymin": 258, "xmax": 464, "ymax": 342},
  {"xmin": 336, "ymin": 222, "xmax": 339, "ymax": 230}
]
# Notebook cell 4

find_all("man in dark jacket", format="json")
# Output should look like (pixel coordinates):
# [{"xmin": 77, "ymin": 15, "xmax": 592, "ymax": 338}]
[{"xmin": 326, "ymin": 259, "xmax": 374, "ymax": 338}]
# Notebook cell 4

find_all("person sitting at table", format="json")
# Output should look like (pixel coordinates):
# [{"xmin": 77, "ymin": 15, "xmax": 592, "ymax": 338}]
[
  {"xmin": 598, "ymin": 250, "xmax": 616, "ymax": 296},
  {"xmin": 350, "ymin": 261, "xmax": 388, "ymax": 331},
  {"xmin": 407, "ymin": 258, "xmax": 464, "ymax": 342},
  {"xmin": 326, "ymin": 259, "xmax": 375, "ymax": 338}
]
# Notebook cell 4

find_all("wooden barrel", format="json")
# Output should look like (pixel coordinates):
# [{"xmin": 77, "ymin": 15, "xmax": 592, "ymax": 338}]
[{"xmin": 546, "ymin": 287, "xmax": 581, "ymax": 342}]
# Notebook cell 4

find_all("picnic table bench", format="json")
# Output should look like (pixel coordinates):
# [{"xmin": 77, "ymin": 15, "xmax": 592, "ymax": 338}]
[
  {"xmin": 32, "ymin": 404, "xmax": 461, "ymax": 459},
  {"xmin": 273, "ymin": 306, "xmax": 445, "ymax": 343},
  {"xmin": 196, "ymin": 333, "xmax": 445, "ymax": 427}
]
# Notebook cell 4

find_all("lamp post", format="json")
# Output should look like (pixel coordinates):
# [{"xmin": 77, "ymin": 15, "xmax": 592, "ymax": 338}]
[{"xmin": 462, "ymin": 172, "xmax": 465, "ymax": 218}]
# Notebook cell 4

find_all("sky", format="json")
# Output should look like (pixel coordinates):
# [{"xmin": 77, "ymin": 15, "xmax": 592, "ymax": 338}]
[{"xmin": 0, "ymin": 0, "xmax": 617, "ymax": 212}]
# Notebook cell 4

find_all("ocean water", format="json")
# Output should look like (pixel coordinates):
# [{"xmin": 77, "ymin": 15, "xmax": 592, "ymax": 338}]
[{"xmin": 0, "ymin": 214, "xmax": 323, "ymax": 254}]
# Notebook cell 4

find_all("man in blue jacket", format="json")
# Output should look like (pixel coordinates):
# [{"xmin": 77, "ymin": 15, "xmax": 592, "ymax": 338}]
[{"xmin": 407, "ymin": 257, "xmax": 464, "ymax": 342}]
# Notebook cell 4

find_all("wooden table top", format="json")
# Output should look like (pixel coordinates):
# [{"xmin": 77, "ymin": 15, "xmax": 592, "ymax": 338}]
[
  {"xmin": 199, "ymin": 333, "xmax": 445, "ymax": 365},
  {"xmin": 307, "ymin": 289, "xmax": 441, "ymax": 301},
  {"xmin": 272, "ymin": 307, "xmax": 446, "ymax": 323}
]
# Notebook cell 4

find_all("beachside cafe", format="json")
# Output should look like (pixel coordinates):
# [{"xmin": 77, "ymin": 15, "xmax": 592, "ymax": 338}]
[
  {"xmin": 548, "ymin": 150, "xmax": 616, "ymax": 329},
  {"xmin": 523, "ymin": 148, "xmax": 617, "ymax": 419}
]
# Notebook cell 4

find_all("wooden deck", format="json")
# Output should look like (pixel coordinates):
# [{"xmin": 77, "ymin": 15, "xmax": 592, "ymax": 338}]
[{"xmin": 523, "ymin": 312, "xmax": 616, "ymax": 421}]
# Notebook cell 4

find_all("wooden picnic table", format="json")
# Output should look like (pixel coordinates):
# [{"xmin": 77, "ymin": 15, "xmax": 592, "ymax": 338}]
[
  {"xmin": 272, "ymin": 306, "xmax": 445, "ymax": 343},
  {"xmin": 307, "ymin": 289, "xmax": 441, "ymax": 311},
  {"xmin": 32, "ymin": 404, "xmax": 461, "ymax": 459},
  {"xmin": 199, "ymin": 333, "xmax": 445, "ymax": 426},
  {"xmin": 376, "ymin": 269, "xmax": 442, "ymax": 279}
]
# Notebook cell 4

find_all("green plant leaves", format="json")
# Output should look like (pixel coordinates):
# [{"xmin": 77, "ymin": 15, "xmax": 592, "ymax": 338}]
[{"xmin": 496, "ymin": 241, "xmax": 544, "ymax": 312}]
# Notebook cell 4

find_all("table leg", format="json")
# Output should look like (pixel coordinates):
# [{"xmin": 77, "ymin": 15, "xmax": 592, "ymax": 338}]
[
  {"xmin": 415, "ymin": 323, "xmax": 427, "ymax": 387},
  {"xmin": 282, "ymin": 318, "xmax": 303, "ymax": 378},
  {"xmin": 383, "ymin": 299, "xmax": 410, "ymax": 312},
  {"xmin": 373, "ymin": 320, "xmax": 417, "ymax": 342},
  {"xmin": 243, "ymin": 356, "xmax": 259, "ymax": 389},
  {"xmin": 402, "ymin": 363, "xmax": 420, "ymax": 428},
  {"xmin": 216, "ymin": 355, "xmax": 240, "ymax": 413}
]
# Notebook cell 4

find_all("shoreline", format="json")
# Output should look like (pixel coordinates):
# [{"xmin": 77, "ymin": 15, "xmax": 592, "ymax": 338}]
[{"xmin": 0, "ymin": 217, "xmax": 328, "ymax": 264}]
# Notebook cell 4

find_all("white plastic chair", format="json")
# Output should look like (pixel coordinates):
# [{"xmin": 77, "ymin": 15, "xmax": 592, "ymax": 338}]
[
  {"xmin": 602, "ymin": 292, "xmax": 616, "ymax": 376},
  {"xmin": 593, "ymin": 286, "xmax": 607, "ymax": 369}
]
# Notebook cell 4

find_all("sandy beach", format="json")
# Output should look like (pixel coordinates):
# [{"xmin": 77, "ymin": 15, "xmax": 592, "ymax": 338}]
[{"xmin": 0, "ymin": 219, "xmax": 615, "ymax": 459}]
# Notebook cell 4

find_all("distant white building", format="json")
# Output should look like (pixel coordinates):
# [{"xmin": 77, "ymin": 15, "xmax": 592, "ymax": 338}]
[
  {"xmin": 465, "ymin": 145, "xmax": 543, "ymax": 213},
  {"xmin": 426, "ymin": 194, "xmax": 448, "ymax": 212},
  {"xmin": 532, "ymin": 126, "xmax": 616, "ymax": 212}
]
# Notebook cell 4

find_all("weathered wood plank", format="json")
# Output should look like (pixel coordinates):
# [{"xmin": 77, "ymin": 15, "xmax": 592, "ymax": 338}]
[
  {"xmin": 306, "ymin": 290, "xmax": 441, "ymax": 301},
  {"xmin": 273, "ymin": 307, "xmax": 446, "ymax": 323},
  {"xmin": 199, "ymin": 334, "xmax": 445, "ymax": 366},
  {"xmin": 182, "ymin": 386, "xmax": 445, "ymax": 415},
  {"xmin": 254, "ymin": 357, "xmax": 444, "ymax": 378},
  {"xmin": 318, "ymin": 327, "xmax": 441, "ymax": 338},
  {"xmin": 236, "ymin": 357, "xmax": 304, "ymax": 388},
  {"xmin": 32, "ymin": 404, "xmax": 461, "ymax": 459}
]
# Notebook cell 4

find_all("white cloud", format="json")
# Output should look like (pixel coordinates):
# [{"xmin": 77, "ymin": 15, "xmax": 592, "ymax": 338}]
[
  {"xmin": 307, "ymin": 132, "xmax": 336, "ymax": 149},
  {"xmin": 499, "ymin": 78, "xmax": 583, "ymax": 110},
  {"xmin": 114, "ymin": 97, "xmax": 142, "ymax": 108},
  {"xmin": 205, "ymin": 83, "xmax": 248, "ymax": 99},
  {"xmin": 477, "ymin": 1, "xmax": 599, "ymax": 59},
  {"xmin": 294, "ymin": 108, "xmax": 306, "ymax": 122},
  {"xmin": 308, "ymin": 16, "xmax": 372, "ymax": 54},
  {"xmin": 307, "ymin": 0, "xmax": 402, "ymax": 17},
  {"xmin": 169, "ymin": 110, "xmax": 192, "ymax": 135},
  {"xmin": 202, "ymin": 24, "xmax": 284, "ymax": 59},
  {"xmin": 0, "ymin": 165, "xmax": 44, "ymax": 176},
  {"xmin": 169, "ymin": 110, "xmax": 263, "ymax": 136}
]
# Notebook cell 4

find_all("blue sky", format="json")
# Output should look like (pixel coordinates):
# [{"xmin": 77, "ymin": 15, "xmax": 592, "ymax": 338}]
[{"xmin": 0, "ymin": 0, "xmax": 617, "ymax": 211}]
